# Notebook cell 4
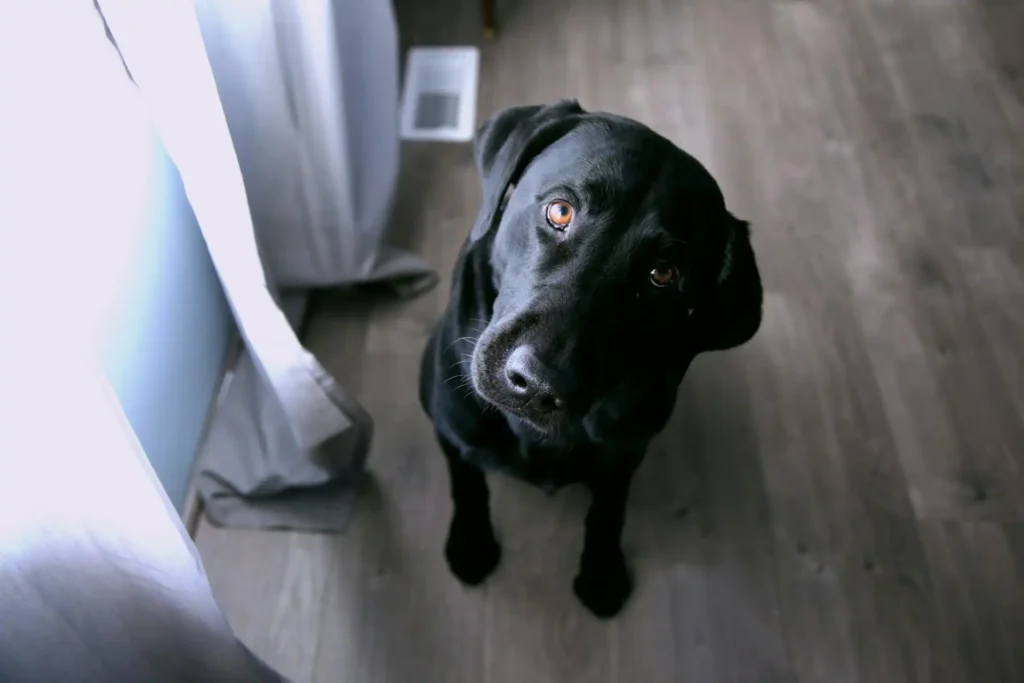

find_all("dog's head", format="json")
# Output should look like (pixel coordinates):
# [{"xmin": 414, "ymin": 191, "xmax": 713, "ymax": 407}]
[{"xmin": 467, "ymin": 101, "xmax": 763, "ymax": 444}]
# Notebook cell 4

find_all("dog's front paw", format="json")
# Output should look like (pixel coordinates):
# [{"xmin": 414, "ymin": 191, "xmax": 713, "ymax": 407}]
[
  {"xmin": 573, "ymin": 551, "xmax": 633, "ymax": 618},
  {"xmin": 444, "ymin": 515, "xmax": 501, "ymax": 586}
]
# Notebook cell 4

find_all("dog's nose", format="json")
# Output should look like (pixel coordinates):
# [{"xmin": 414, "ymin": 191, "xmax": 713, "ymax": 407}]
[{"xmin": 504, "ymin": 346, "xmax": 565, "ymax": 413}]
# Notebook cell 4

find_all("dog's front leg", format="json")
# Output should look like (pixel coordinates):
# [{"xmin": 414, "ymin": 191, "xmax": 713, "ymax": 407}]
[
  {"xmin": 574, "ymin": 468, "xmax": 637, "ymax": 618},
  {"xmin": 437, "ymin": 433, "xmax": 501, "ymax": 586}
]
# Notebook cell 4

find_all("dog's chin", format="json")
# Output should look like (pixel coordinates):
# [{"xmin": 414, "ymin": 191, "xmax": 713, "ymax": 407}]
[{"xmin": 503, "ymin": 408, "xmax": 564, "ymax": 437}]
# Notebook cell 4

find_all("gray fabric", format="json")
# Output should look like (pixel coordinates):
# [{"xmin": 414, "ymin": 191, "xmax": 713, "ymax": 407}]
[
  {"xmin": 101, "ymin": 0, "xmax": 437, "ymax": 531},
  {"xmin": 197, "ymin": 293, "xmax": 374, "ymax": 530}
]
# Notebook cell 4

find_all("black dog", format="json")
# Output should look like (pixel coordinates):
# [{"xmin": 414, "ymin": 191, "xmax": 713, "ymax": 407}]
[{"xmin": 418, "ymin": 101, "xmax": 763, "ymax": 618}]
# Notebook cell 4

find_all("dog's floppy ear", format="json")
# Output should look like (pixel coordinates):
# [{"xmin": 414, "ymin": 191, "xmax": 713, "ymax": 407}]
[
  {"xmin": 693, "ymin": 214, "xmax": 764, "ymax": 352},
  {"xmin": 469, "ymin": 100, "xmax": 586, "ymax": 242}
]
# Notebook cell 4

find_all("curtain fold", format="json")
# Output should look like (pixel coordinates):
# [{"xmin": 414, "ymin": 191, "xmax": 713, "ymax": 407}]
[{"xmin": 98, "ymin": 0, "xmax": 436, "ymax": 530}]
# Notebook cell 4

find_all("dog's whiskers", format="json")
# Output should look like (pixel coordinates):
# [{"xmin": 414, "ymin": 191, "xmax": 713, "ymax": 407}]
[{"xmin": 443, "ymin": 335, "xmax": 480, "ymax": 355}]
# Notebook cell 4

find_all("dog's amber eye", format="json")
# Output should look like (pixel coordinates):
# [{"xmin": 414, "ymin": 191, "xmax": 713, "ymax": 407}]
[
  {"xmin": 649, "ymin": 263, "xmax": 677, "ymax": 288},
  {"xmin": 545, "ymin": 200, "xmax": 573, "ymax": 229}
]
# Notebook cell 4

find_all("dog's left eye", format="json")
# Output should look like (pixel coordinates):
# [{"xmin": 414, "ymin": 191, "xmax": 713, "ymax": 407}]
[
  {"xmin": 545, "ymin": 200, "xmax": 574, "ymax": 229},
  {"xmin": 649, "ymin": 263, "xmax": 677, "ymax": 288}
]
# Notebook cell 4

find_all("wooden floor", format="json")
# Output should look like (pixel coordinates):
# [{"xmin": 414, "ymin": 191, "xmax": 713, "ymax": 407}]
[{"xmin": 195, "ymin": 0, "xmax": 1024, "ymax": 681}]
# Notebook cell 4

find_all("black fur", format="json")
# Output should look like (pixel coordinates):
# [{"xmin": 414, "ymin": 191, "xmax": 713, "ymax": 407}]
[{"xmin": 418, "ymin": 101, "xmax": 763, "ymax": 618}]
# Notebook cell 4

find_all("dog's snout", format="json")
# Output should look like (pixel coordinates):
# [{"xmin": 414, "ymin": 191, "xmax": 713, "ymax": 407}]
[{"xmin": 504, "ymin": 346, "xmax": 565, "ymax": 413}]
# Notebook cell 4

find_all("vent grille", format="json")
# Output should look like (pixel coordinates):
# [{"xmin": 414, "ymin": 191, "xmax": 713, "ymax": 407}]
[
  {"xmin": 400, "ymin": 47, "xmax": 479, "ymax": 142},
  {"xmin": 414, "ymin": 92, "xmax": 462, "ymax": 130}
]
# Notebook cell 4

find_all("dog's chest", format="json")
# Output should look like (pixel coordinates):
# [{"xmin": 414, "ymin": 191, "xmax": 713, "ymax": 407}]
[{"xmin": 470, "ymin": 437, "xmax": 597, "ymax": 495}]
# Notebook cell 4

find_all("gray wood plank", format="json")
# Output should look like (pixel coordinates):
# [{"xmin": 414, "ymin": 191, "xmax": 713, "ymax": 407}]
[
  {"xmin": 195, "ymin": 524, "xmax": 332, "ymax": 682},
  {"xmin": 311, "ymin": 490, "xmax": 486, "ymax": 683},
  {"xmin": 919, "ymin": 521, "xmax": 1024, "ymax": 683}
]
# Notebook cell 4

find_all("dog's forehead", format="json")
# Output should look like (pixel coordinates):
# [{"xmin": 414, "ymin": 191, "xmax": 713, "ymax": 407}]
[{"xmin": 525, "ymin": 120, "xmax": 719, "ymax": 201}]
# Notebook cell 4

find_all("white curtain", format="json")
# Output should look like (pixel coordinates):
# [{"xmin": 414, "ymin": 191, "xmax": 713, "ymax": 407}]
[
  {"xmin": 0, "ymin": 2, "xmax": 290, "ymax": 678},
  {"xmin": 97, "ymin": 0, "xmax": 436, "ymax": 530},
  {"xmin": 1, "ymin": 0, "xmax": 436, "ymax": 673}
]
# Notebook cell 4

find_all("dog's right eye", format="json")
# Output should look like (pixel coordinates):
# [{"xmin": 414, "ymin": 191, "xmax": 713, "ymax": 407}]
[
  {"xmin": 649, "ymin": 263, "xmax": 678, "ymax": 288},
  {"xmin": 545, "ymin": 200, "xmax": 574, "ymax": 230}
]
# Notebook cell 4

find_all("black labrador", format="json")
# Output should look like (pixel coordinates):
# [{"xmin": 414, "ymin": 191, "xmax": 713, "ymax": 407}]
[{"xmin": 418, "ymin": 100, "xmax": 764, "ymax": 618}]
